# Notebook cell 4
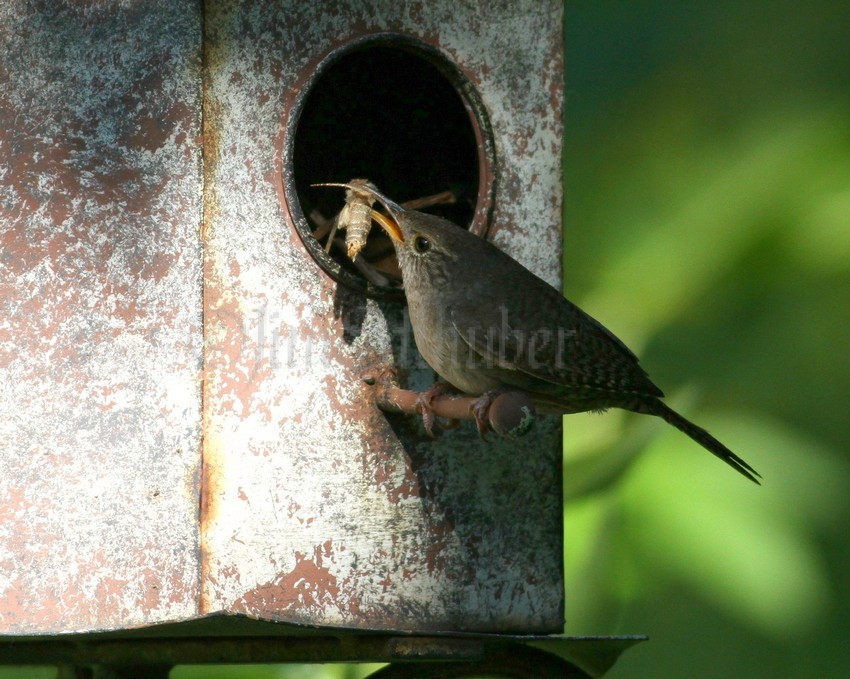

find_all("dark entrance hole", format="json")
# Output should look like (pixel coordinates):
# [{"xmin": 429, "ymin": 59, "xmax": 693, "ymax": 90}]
[{"xmin": 284, "ymin": 36, "xmax": 494, "ymax": 297}]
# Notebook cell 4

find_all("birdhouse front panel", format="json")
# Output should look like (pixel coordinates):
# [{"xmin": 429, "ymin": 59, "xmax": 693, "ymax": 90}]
[{"xmin": 202, "ymin": 0, "xmax": 564, "ymax": 632}]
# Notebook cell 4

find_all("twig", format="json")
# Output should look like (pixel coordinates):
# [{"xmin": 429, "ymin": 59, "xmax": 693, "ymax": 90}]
[
  {"xmin": 373, "ymin": 383, "xmax": 480, "ymax": 421},
  {"xmin": 365, "ymin": 373, "xmax": 537, "ymax": 438},
  {"xmin": 401, "ymin": 189, "xmax": 458, "ymax": 211}
]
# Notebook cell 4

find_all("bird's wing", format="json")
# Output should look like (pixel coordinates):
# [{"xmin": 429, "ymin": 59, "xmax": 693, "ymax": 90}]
[{"xmin": 448, "ymin": 286, "xmax": 663, "ymax": 398}]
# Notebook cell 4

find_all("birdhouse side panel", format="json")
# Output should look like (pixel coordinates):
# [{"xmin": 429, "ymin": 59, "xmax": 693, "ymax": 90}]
[{"xmin": 0, "ymin": 1, "xmax": 204, "ymax": 634}]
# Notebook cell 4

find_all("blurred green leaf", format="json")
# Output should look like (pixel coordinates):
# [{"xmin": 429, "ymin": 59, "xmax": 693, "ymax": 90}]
[
  {"xmin": 0, "ymin": 670, "xmax": 56, "ymax": 679},
  {"xmin": 610, "ymin": 407, "xmax": 848, "ymax": 638},
  {"xmin": 172, "ymin": 664, "xmax": 385, "ymax": 679},
  {"xmin": 576, "ymin": 109, "xmax": 850, "ymax": 348},
  {"xmin": 563, "ymin": 6, "xmax": 850, "ymax": 676}
]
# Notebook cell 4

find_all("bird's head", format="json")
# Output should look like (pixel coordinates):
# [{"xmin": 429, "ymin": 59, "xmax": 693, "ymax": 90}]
[{"xmin": 313, "ymin": 182, "xmax": 469, "ymax": 293}]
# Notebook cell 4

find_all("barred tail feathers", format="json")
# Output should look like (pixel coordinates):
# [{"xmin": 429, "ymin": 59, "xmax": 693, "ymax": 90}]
[{"xmin": 635, "ymin": 399, "xmax": 761, "ymax": 484}]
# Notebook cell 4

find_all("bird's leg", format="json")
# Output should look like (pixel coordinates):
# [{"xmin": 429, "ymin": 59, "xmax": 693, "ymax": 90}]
[
  {"xmin": 416, "ymin": 382, "xmax": 461, "ymax": 437},
  {"xmin": 470, "ymin": 389, "xmax": 509, "ymax": 439}
]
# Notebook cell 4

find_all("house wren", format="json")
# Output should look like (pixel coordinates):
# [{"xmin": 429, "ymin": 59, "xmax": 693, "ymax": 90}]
[{"xmin": 320, "ymin": 183, "xmax": 760, "ymax": 483}]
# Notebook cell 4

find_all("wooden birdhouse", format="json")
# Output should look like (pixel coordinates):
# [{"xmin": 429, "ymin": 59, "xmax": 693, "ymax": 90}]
[{"xmin": 1, "ymin": 1, "xmax": 643, "ymax": 675}]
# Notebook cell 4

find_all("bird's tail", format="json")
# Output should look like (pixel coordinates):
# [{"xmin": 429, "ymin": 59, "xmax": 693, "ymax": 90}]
[{"xmin": 636, "ymin": 399, "xmax": 761, "ymax": 484}]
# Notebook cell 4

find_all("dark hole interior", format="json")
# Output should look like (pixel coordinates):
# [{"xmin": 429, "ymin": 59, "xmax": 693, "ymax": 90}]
[{"xmin": 292, "ymin": 44, "xmax": 481, "ymax": 287}]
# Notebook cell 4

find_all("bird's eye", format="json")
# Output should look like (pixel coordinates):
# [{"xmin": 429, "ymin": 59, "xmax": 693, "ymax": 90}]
[{"xmin": 413, "ymin": 235, "xmax": 431, "ymax": 253}]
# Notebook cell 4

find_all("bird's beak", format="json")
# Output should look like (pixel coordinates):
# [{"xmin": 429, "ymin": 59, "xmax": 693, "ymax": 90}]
[
  {"xmin": 311, "ymin": 182, "xmax": 405, "ymax": 243},
  {"xmin": 369, "ymin": 210, "xmax": 403, "ymax": 243}
]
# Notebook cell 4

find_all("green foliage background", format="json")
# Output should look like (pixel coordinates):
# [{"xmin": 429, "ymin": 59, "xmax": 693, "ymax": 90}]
[
  {"xmin": 5, "ymin": 1, "xmax": 849, "ymax": 677},
  {"xmin": 562, "ymin": 1, "xmax": 850, "ymax": 677}
]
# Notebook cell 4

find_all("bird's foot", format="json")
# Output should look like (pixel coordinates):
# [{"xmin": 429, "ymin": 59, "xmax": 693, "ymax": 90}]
[
  {"xmin": 470, "ymin": 389, "xmax": 508, "ymax": 439},
  {"xmin": 416, "ymin": 382, "xmax": 460, "ymax": 437}
]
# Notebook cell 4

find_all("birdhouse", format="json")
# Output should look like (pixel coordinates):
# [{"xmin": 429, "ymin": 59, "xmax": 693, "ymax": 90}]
[{"xmin": 2, "ymin": 0, "xmax": 645, "ymax": 675}]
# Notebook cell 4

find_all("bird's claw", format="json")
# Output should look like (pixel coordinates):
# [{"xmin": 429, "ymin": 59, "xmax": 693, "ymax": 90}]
[
  {"xmin": 415, "ymin": 382, "xmax": 459, "ymax": 438},
  {"xmin": 416, "ymin": 393, "xmax": 438, "ymax": 437},
  {"xmin": 470, "ymin": 390, "xmax": 506, "ymax": 440}
]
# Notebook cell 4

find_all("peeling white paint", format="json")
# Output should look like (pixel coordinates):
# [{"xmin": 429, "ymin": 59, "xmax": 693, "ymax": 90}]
[
  {"xmin": 0, "ymin": 0, "xmax": 563, "ymax": 637},
  {"xmin": 201, "ymin": 0, "xmax": 563, "ymax": 633},
  {"xmin": 0, "ymin": 0, "xmax": 203, "ymax": 633}
]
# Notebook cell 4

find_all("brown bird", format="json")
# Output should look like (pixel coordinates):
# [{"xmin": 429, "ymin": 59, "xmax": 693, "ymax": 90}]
[{"xmin": 319, "ymin": 183, "xmax": 760, "ymax": 483}]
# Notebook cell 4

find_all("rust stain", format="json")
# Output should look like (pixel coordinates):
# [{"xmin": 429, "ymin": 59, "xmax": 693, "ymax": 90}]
[
  {"xmin": 0, "ymin": 0, "xmax": 203, "ymax": 634},
  {"xmin": 0, "ymin": 0, "xmax": 563, "ymax": 636},
  {"xmin": 198, "ymin": 0, "xmax": 563, "ymax": 634},
  {"xmin": 235, "ymin": 544, "xmax": 342, "ymax": 617}
]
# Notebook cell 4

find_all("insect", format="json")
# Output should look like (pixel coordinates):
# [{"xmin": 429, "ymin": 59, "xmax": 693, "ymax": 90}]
[
  {"xmin": 310, "ymin": 181, "xmax": 459, "ymax": 287},
  {"xmin": 313, "ymin": 179, "xmax": 377, "ymax": 260}
]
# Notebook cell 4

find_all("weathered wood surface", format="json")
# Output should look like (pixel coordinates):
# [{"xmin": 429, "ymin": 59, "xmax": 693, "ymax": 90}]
[
  {"xmin": 0, "ymin": 0, "xmax": 563, "ymax": 636},
  {"xmin": 0, "ymin": 0, "xmax": 204, "ymax": 633},
  {"xmin": 202, "ymin": 0, "xmax": 564, "ymax": 633}
]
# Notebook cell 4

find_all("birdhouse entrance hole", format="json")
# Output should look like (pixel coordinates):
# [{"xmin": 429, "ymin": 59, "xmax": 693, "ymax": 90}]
[{"xmin": 283, "ymin": 34, "xmax": 495, "ymax": 297}]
